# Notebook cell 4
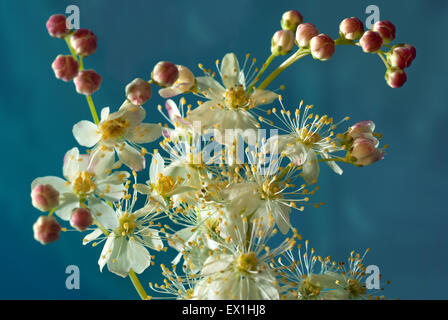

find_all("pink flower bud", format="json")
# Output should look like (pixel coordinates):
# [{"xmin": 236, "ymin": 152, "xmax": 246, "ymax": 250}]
[
  {"xmin": 281, "ymin": 10, "xmax": 304, "ymax": 32},
  {"xmin": 372, "ymin": 20, "xmax": 396, "ymax": 44},
  {"xmin": 351, "ymin": 137, "xmax": 376, "ymax": 160},
  {"xmin": 359, "ymin": 31, "xmax": 383, "ymax": 53},
  {"xmin": 70, "ymin": 29, "xmax": 97, "ymax": 57},
  {"xmin": 271, "ymin": 30, "xmax": 295, "ymax": 56},
  {"xmin": 152, "ymin": 61, "xmax": 179, "ymax": 87},
  {"xmin": 295, "ymin": 23, "xmax": 319, "ymax": 48},
  {"xmin": 31, "ymin": 184, "xmax": 59, "ymax": 212},
  {"xmin": 74, "ymin": 69, "xmax": 102, "ymax": 95},
  {"xmin": 385, "ymin": 68, "xmax": 407, "ymax": 88},
  {"xmin": 70, "ymin": 208, "xmax": 93, "ymax": 231},
  {"xmin": 51, "ymin": 55, "xmax": 79, "ymax": 82},
  {"xmin": 348, "ymin": 120, "xmax": 375, "ymax": 139},
  {"xmin": 33, "ymin": 216, "xmax": 61, "ymax": 245},
  {"xmin": 339, "ymin": 17, "xmax": 364, "ymax": 40},
  {"xmin": 46, "ymin": 14, "xmax": 69, "ymax": 38},
  {"xmin": 388, "ymin": 45, "xmax": 416, "ymax": 69},
  {"xmin": 174, "ymin": 65, "xmax": 195, "ymax": 92},
  {"xmin": 310, "ymin": 34, "xmax": 335, "ymax": 61},
  {"xmin": 355, "ymin": 148, "xmax": 384, "ymax": 166},
  {"xmin": 125, "ymin": 78, "xmax": 152, "ymax": 105}
]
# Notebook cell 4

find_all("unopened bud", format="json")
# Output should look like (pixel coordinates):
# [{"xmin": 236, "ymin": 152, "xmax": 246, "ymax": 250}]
[
  {"xmin": 46, "ymin": 14, "xmax": 69, "ymax": 38},
  {"xmin": 348, "ymin": 120, "xmax": 375, "ymax": 139},
  {"xmin": 359, "ymin": 31, "xmax": 383, "ymax": 53},
  {"xmin": 51, "ymin": 55, "xmax": 79, "ymax": 82},
  {"xmin": 351, "ymin": 137, "xmax": 377, "ymax": 160},
  {"xmin": 31, "ymin": 184, "xmax": 59, "ymax": 212},
  {"xmin": 385, "ymin": 68, "xmax": 407, "ymax": 88},
  {"xmin": 372, "ymin": 20, "xmax": 396, "ymax": 44},
  {"xmin": 354, "ymin": 147, "xmax": 384, "ymax": 166},
  {"xmin": 174, "ymin": 65, "xmax": 195, "ymax": 92},
  {"xmin": 387, "ymin": 44, "xmax": 416, "ymax": 69},
  {"xmin": 281, "ymin": 10, "xmax": 304, "ymax": 32},
  {"xmin": 152, "ymin": 62, "xmax": 179, "ymax": 87},
  {"xmin": 271, "ymin": 30, "xmax": 295, "ymax": 56},
  {"xmin": 339, "ymin": 17, "xmax": 364, "ymax": 40},
  {"xmin": 70, "ymin": 29, "xmax": 97, "ymax": 57},
  {"xmin": 310, "ymin": 34, "xmax": 335, "ymax": 61},
  {"xmin": 74, "ymin": 69, "xmax": 102, "ymax": 95},
  {"xmin": 126, "ymin": 78, "xmax": 152, "ymax": 105},
  {"xmin": 70, "ymin": 208, "xmax": 94, "ymax": 231},
  {"xmin": 33, "ymin": 216, "xmax": 61, "ymax": 245},
  {"xmin": 295, "ymin": 23, "xmax": 319, "ymax": 48}
]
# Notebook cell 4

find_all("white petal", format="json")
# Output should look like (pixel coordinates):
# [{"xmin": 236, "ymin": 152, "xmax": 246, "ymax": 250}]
[
  {"xmin": 186, "ymin": 101, "xmax": 222, "ymax": 132},
  {"xmin": 88, "ymin": 147, "xmax": 115, "ymax": 179},
  {"xmin": 158, "ymin": 87, "xmax": 184, "ymax": 99},
  {"xmin": 83, "ymin": 228, "xmax": 103, "ymax": 245},
  {"xmin": 302, "ymin": 149, "xmax": 319, "ymax": 185},
  {"xmin": 31, "ymin": 176, "xmax": 71, "ymax": 194},
  {"xmin": 99, "ymin": 233, "xmax": 115, "ymax": 272},
  {"xmin": 249, "ymin": 89, "xmax": 279, "ymax": 107},
  {"xmin": 134, "ymin": 183, "xmax": 152, "ymax": 195},
  {"xmin": 220, "ymin": 53, "xmax": 240, "ymax": 89},
  {"xmin": 165, "ymin": 99, "xmax": 181, "ymax": 120},
  {"xmin": 119, "ymin": 103, "xmax": 146, "ymax": 130},
  {"xmin": 72, "ymin": 120, "xmax": 100, "ymax": 147},
  {"xmin": 201, "ymin": 255, "xmax": 233, "ymax": 276},
  {"xmin": 127, "ymin": 239, "xmax": 151, "ymax": 274},
  {"xmin": 140, "ymin": 228, "xmax": 163, "ymax": 251},
  {"xmin": 54, "ymin": 193, "xmax": 79, "ymax": 220},
  {"xmin": 88, "ymin": 198, "xmax": 119, "ymax": 229},
  {"xmin": 149, "ymin": 153, "xmax": 164, "ymax": 182},
  {"xmin": 100, "ymin": 107, "xmax": 110, "ymax": 122},
  {"xmin": 196, "ymin": 76, "xmax": 226, "ymax": 100},
  {"xmin": 95, "ymin": 183, "xmax": 126, "ymax": 202},
  {"xmin": 107, "ymin": 236, "xmax": 130, "ymax": 277},
  {"xmin": 62, "ymin": 147, "xmax": 80, "ymax": 181},
  {"xmin": 127, "ymin": 123, "xmax": 162, "ymax": 144},
  {"xmin": 116, "ymin": 142, "xmax": 145, "ymax": 172}
]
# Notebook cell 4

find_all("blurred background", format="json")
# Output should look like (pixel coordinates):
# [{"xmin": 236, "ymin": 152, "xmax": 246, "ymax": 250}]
[{"xmin": 0, "ymin": 0, "xmax": 446, "ymax": 299}]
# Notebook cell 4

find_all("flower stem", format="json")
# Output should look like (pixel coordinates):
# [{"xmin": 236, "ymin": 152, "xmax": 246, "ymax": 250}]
[
  {"xmin": 64, "ymin": 36, "xmax": 78, "ymax": 62},
  {"xmin": 247, "ymin": 54, "xmax": 276, "ymax": 92},
  {"xmin": 257, "ymin": 49, "xmax": 310, "ymax": 90},
  {"xmin": 86, "ymin": 95, "xmax": 100, "ymax": 125},
  {"xmin": 377, "ymin": 52, "xmax": 390, "ymax": 69},
  {"xmin": 129, "ymin": 269, "xmax": 149, "ymax": 300}
]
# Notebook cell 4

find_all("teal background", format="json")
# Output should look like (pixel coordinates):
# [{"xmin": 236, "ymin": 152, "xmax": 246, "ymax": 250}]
[{"xmin": 0, "ymin": 0, "xmax": 447, "ymax": 299}]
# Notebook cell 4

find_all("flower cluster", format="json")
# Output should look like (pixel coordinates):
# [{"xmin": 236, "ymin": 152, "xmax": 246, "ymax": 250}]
[{"xmin": 30, "ymin": 9, "xmax": 414, "ymax": 299}]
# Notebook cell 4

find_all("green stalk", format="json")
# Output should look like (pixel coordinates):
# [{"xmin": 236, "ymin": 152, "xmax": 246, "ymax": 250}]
[{"xmin": 129, "ymin": 269, "xmax": 149, "ymax": 300}]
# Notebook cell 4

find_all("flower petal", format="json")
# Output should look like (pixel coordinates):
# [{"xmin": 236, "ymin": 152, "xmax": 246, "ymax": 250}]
[
  {"xmin": 88, "ymin": 197, "xmax": 119, "ymax": 229},
  {"xmin": 220, "ymin": 53, "xmax": 240, "ymax": 89},
  {"xmin": 99, "ymin": 233, "xmax": 115, "ymax": 272},
  {"xmin": 31, "ymin": 176, "xmax": 71, "ymax": 194},
  {"xmin": 127, "ymin": 123, "xmax": 162, "ymax": 144},
  {"xmin": 72, "ymin": 120, "xmax": 100, "ymax": 147},
  {"xmin": 196, "ymin": 76, "xmax": 226, "ymax": 100},
  {"xmin": 149, "ymin": 152, "xmax": 164, "ymax": 182},
  {"xmin": 107, "ymin": 236, "xmax": 130, "ymax": 277},
  {"xmin": 54, "ymin": 193, "xmax": 79, "ymax": 220},
  {"xmin": 249, "ymin": 89, "xmax": 279, "ymax": 107},
  {"xmin": 127, "ymin": 239, "xmax": 151, "ymax": 274},
  {"xmin": 83, "ymin": 228, "xmax": 103, "ymax": 245},
  {"xmin": 302, "ymin": 149, "xmax": 319, "ymax": 185},
  {"xmin": 115, "ymin": 142, "xmax": 145, "ymax": 172},
  {"xmin": 88, "ymin": 146, "xmax": 115, "ymax": 179}
]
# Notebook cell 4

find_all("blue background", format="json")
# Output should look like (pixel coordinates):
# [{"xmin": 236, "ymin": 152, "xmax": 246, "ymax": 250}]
[{"xmin": 0, "ymin": 0, "xmax": 447, "ymax": 299}]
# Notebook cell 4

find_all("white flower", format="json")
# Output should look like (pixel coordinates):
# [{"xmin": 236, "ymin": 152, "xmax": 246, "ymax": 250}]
[
  {"xmin": 85, "ymin": 193, "xmax": 164, "ymax": 278},
  {"xmin": 187, "ymin": 53, "xmax": 278, "ymax": 143},
  {"xmin": 73, "ymin": 103, "xmax": 162, "ymax": 172},
  {"xmin": 31, "ymin": 147, "xmax": 128, "ymax": 229},
  {"xmin": 264, "ymin": 101, "xmax": 347, "ymax": 184},
  {"xmin": 134, "ymin": 153, "xmax": 196, "ymax": 208}
]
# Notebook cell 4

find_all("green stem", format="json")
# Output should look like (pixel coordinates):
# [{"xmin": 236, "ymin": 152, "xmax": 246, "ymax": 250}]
[
  {"xmin": 48, "ymin": 208, "xmax": 55, "ymax": 217},
  {"xmin": 257, "ymin": 49, "xmax": 310, "ymax": 90},
  {"xmin": 64, "ymin": 36, "xmax": 78, "ymax": 62},
  {"xmin": 86, "ymin": 95, "xmax": 100, "ymax": 125},
  {"xmin": 129, "ymin": 269, "xmax": 149, "ymax": 300},
  {"xmin": 377, "ymin": 52, "xmax": 390, "ymax": 69},
  {"xmin": 247, "ymin": 54, "xmax": 276, "ymax": 92}
]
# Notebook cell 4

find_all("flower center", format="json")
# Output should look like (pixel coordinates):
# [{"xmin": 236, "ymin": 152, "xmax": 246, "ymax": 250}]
[
  {"xmin": 99, "ymin": 118, "xmax": 130, "ymax": 141},
  {"xmin": 236, "ymin": 252, "xmax": 258, "ymax": 273},
  {"xmin": 260, "ymin": 181, "xmax": 282, "ymax": 200},
  {"xmin": 347, "ymin": 279, "xmax": 366, "ymax": 298},
  {"xmin": 116, "ymin": 212, "xmax": 137, "ymax": 237},
  {"xmin": 72, "ymin": 171, "xmax": 96, "ymax": 196},
  {"xmin": 224, "ymin": 85, "xmax": 248, "ymax": 109},
  {"xmin": 299, "ymin": 277, "xmax": 321, "ymax": 299},
  {"xmin": 154, "ymin": 173, "xmax": 176, "ymax": 196},
  {"xmin": 297, "ymin": 127, "xmax": 321, "ymax": 145}
]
